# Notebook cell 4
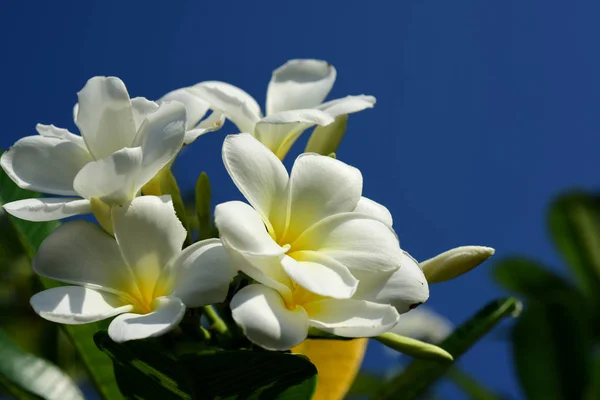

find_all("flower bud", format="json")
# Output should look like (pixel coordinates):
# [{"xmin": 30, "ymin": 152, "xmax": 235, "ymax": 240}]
[{"xmin": 421, "ymin": 246, "xmax": 495, "ymax": 284}]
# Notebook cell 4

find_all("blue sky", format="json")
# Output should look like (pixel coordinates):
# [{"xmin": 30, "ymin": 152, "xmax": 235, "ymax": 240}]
[{"xmin": 2, "ymin": 1, "xmax": 599, "ymax": 398}]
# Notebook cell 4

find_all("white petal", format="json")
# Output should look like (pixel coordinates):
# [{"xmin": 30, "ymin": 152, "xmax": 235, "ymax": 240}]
[
  {"xmin": 283, "ymin": 251, "xmax": 358, "ymax": 299},
  {"xmin": 30, "ymin": 286, "xmax": 132, "ymax": 324},
  {"xmin": 36, "ymin": 123, "xmax": 87, "ymax": 150},
  {"xmin": 221, "ymin": 134, "xmax": 288, "ymax": 230},
  {"xmin": 73, "ymin": 147, "xmax": 143, "ymax": 204},
  {"xmin": 3, "ymin": 197, "xmax": 91, "ymax": 221},
  {"xmin": 254, "ymin": 109, "xmax": 335, "ymax": 159},
  {"xmin": 389, "ymin": 307, "xmax": 453, "ymax": 343},
  {"xmin": 33, "ymin": 221, "xmax": 137, "ymax": 297},
  {"xmin": 1, "ymin": 136, "xmax": 93, "ymax": 196},
  {"xmin": 292, "ymin": 213, "xmax": 402, "ymax": 273},
  {"xmin": 304, "ymin": 299, "xmax": 399, "ymax": 337},
  {"xmin": 132, "ymin": 101, "xmax": 186, "ymax": 189},
  {"xmin": 183, "ymin": 111, "xmax": 225, "ymax": 145},
  {"xmin": 214, "ymin": 201, "xmax": 285, "ymax": 255},
  {"xmin": 191, "ymin": 82, "xmax": 260, "ymax": 133},
  {"xmin": 130, "ymin": 97, "xmax": 159, "ymax": 131},
  {"xmin": 108, "ymin": 296, "xmax": 185, "ymax": 342},
  {"xmin": 316, "ymin": 95, "xmax": 376, "ymax": 118},
  {"xmin": 281, "ymin": 154, "xmax": 362, "ymax": 242},
  {"xmin": 353, "ymin": 197, "xmax": 393, "ymax": 228},
  {"xmin": 353, "ymin": 251, "xmax": 429, "ymax": 314},
  {"xmin": 75, "ymin": 76, "xmax": 137, "ymax": 159},
  {"xmin": 112, "ymin": 196, "xmax": 186, "ymax": 303},
  {"xmin": 161, "ymin": 239, "xmax": 236, "ymax": 307},
  {"xmin": 225, "ymin": 245, "xmax": 294, "ymax": 300},
  {"xmin": 159, "ymin": 88, "xmax": 210, "ymax": 129},
  {"xmin": 266, "ymin": 59, "xmax": 336, "ymax": 115},
  {"xmin": 231, "ymin": 284, "xmax": 308, "ymax": 350},
  {"xmin": 195, "ymin": 81, "xmax": 262, "ymax": 117}
]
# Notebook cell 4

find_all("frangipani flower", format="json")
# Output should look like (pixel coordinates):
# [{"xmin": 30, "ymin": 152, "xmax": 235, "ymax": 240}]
[
  {"xmin": 157, "ymin": 88, "xmax": 225, "ymax": 144},
  {"xmin": 1, "ymin": 76, "xmax": 211, "ymax": 222},
  {"xmin": 185, "ymin": 59, "xmax": 376, "ymax": 159},
  {"xmin": 214, "ymin": 134, "xmax": 428, "ymax": 350},
  {"xmin": 30, "ymin": 196, "xmax": 235, "ymax": 343}
]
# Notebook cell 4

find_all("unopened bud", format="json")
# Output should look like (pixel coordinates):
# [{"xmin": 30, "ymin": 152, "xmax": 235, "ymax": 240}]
[
  {"xmin": 421, "ymin": 246, "xmax": 495, "ymax": 284},
  {"xmin": 90, "ymin": 197, "xmax": 113, "ymax": 235},
  {"xmin": 305, "ymin": 114, "xmax": 348, "ymax": 155}
]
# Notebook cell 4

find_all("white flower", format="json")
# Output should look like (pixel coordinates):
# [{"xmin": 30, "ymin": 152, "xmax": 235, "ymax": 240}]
[
  {"xmin": 29, "ymin": 196, "xmax": 235, "ymax": 343},
  {"xmin": 214, "ymin": 133, "xmax": 428, "ymax": 350},
  {"xmin": 157, "ymin": 88, "xmax": 225, "ymax": 144},
  {"xmin": 185, "ymin": 59, "xmax": 376, "ymax": 159},
  {"xmin": 1, "ymin": 76, "xmax": 190, "ymax": 222}
]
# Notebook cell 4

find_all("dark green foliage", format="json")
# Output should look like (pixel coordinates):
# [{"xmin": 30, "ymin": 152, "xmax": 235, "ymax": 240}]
[
  {"xmin": 374, "ymin": 298, "xmax": 520, "ymax": 400},
  {"xmin": 95, "ymin": 331, "xmax": 318, "ymax": 399}
]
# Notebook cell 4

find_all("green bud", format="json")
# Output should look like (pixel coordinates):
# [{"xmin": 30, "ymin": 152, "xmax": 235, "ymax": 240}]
[
  {"xmin": 305, "ymin": 114, "xmax": 348, "ymax": 155},
  {"xmin": 421, "ymin": 246, "xmax": 495, "ymax": 284}
]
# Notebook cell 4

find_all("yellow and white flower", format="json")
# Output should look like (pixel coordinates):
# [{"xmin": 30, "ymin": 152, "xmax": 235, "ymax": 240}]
[
  {"xmin": 215, "ymin": 134, "xmax": 428, "ymax": 350},
  {"xmin": 185, "ymin": 59, "xmax": 376, "ymax": 159},
  {"xmin": 1, "ymin": 76, "xmax": 219, "ymax": 222},
  {"xmin": 30, "ymin": 196, "xmax": 235, "ymax": 343}
]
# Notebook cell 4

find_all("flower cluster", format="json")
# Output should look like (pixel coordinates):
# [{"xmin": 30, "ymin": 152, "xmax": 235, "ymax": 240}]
[{"xmin": 1, "ymin": 59, "xmax": 494, "ymax": 350}]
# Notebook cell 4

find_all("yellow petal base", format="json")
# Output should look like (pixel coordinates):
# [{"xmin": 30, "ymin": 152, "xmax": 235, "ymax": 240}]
[{"xmin": 292, "ymin": 338, "xmax": 367, "ymax": 400}]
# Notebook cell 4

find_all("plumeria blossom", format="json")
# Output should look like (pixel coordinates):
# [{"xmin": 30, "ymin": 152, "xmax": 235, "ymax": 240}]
[
  {"xmin": 214, "ymin": 134, "xmax": 428, "ymax": 350},
  {"xmin": 182, "ymin": 59, "xmax": 375, "ymax": 159},
  {"xmin": 29, "ymin": 196, "xmax": 235, "ymax": 343},
  {"xmin": 157, "ymin": 88, "xmax": 225, "ymax": 144},
  {"xmin": 1, "ymin": 76, "xmax": 216, "ymax": 223}
]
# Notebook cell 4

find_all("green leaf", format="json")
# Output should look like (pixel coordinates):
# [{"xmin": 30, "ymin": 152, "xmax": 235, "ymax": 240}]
[
  {"xmin": 305, "ymin": 114, "xmax": 348, "ymax": 155},
  {"xmin": 347, "ymin": 372, "xmax": 387, "ymax": 397},
  {"xmin": 195, "ymin": 172, "xmax": 214, "ymax": 240},
  {"xmin": 0, "ymin": 328, "xmax": 83, "ymax": 400},
  {"xmin": 493, "ymin": 257, "xmax": 576, "ymax": 299},
  {"xmin": 95, "ymin": 331, "xmax": 318, "ymax": 399},
  {"xmin": 512, "ymin": 297, "xmax": 592, "ymax": 400},
  {"xmin": 0, "ymin": 166, "xmax": 123, "ymax": 400},
  {"xmin": 548, "ymin": 192, "xmax": 600, "ymax": 301},
  {"xmin": 374, "ymin": 298, "xmax": 521, "ymax": 400},
  {"xmin": 446, "ymin": 368, "xmax": 504, "ymax": 400}
]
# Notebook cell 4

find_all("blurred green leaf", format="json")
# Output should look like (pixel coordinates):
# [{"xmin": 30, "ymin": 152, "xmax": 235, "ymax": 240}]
[
  {"xmin": 347, "ymin": 371, "xmax": 387, "ymax": 398},
  {"xmin": 95, "ymin": 331, "xmax": 318, "ymax": 399},
  {"xmin": 374, "ymin": 297, "xmax": 521, "ymax": 400},
  {"xmin": 585, "ymin": 354, "xmax": 600, "ymax": 400},
  {"xmin": 493, "ymin": 257, "xmax": 576, "ymax": 299},
  {"xmin": 513, "ymin": 297, "xmax": 592, "ymax": 400},
  {"xmin": 446, "ymin": 368, "xmax": 505, "ymax": 400},
  {"xmin": 0, "ymin": 165, "xmax": 123, "ymax": 400},
  {"xmin": 548, "ymin": 192, "xmax": 600, "ymax": 301},
  {"xmin": 305, "ymin": 114, "xmax": 348, "ymax": 155},
  {"xmin": 195, "ymin": 172, "xmax": 214, "ymax": 240},
  {"xmin": 0, "ymin": 328, "xmax": 83, "ymax": 400}
]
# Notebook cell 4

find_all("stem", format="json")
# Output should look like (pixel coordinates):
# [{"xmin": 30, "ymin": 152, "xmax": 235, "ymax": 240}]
[
  {"xmin": 202, "ymin": 305, "xmax": 229, "ymax": 336},
  {"xmin": 374, "ymin": 332, "xmax": 453, "ymax": 362}
]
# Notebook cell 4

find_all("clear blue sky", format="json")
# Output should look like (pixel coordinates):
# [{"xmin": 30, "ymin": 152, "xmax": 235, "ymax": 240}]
[{"xmin": 2, "ymin": 1, "xmax": 599, "ymax": 398}]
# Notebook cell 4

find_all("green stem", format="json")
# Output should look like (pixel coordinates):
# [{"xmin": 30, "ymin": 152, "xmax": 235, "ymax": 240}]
[{"xmin": 202, "ymin": 306, "xmax": 229, "ymax": 336}]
